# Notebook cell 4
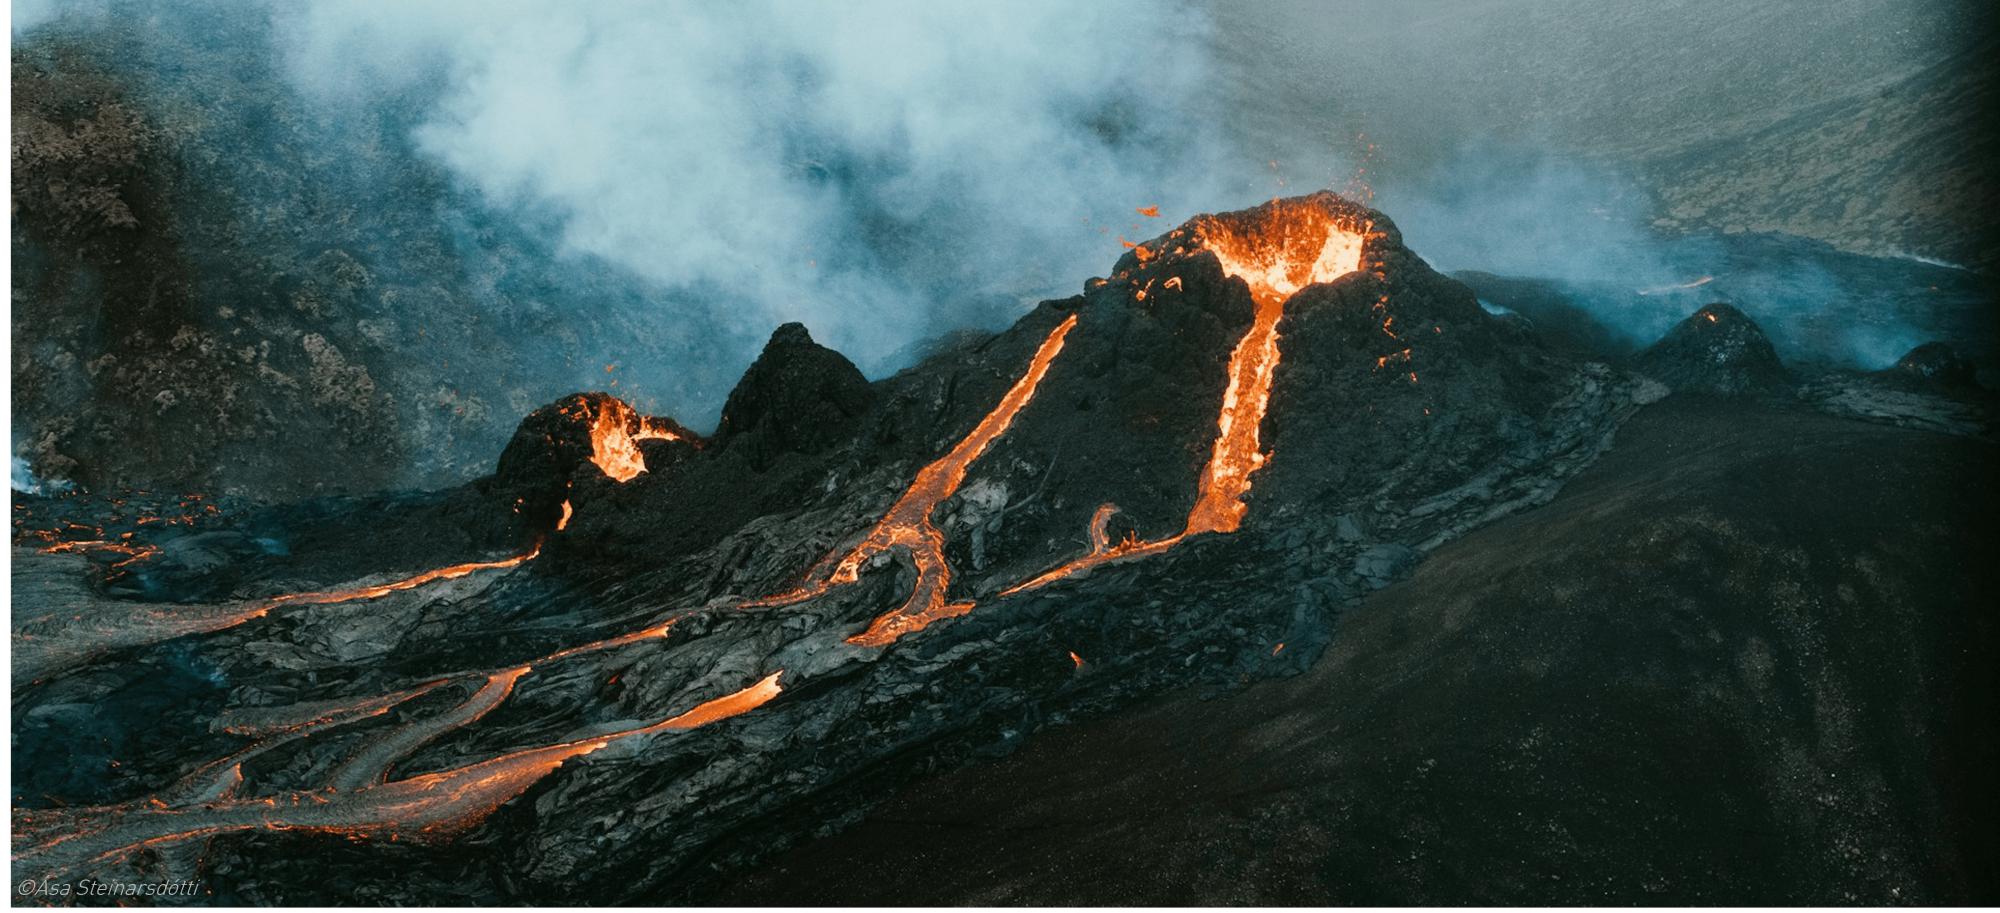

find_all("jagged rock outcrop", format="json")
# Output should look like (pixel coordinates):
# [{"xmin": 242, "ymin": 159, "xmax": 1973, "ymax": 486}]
[
  {"xmin": 488, "ymin": 392, "xmax": 698, "ymax": 531},
  {"xmin": 1798, "ymin": 340, "xmax": 1996, "ymax": 439},
  {"xmin": 713, "ymin": 323, "xmax": 875, "ymax": 471},
  {"xmin": 1890, "ymin": 341, "xmax": 1980, "ymax": 390},
  {"xmin": 1635, "ymin": 302, "xmax": 1790, "ymax": 394}
]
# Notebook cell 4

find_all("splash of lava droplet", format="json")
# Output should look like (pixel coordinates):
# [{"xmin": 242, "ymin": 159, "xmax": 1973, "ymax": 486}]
[
  {"xmin": 748, "ymin": 314, "xmax": 1080, "ymax": 647},
  {"xmin": 1005, "ymin": 205, "xmax": 1368, "ymax": 595}
]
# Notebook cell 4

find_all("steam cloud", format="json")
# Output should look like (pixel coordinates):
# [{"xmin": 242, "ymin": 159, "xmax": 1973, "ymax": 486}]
[
  {"xmin": 14, "ymin": 0, "xmax": 1976, "ymax": 460},
  {"xmin": 274, "ymin": 1, "xmax": 1250, "ymax": 378}
]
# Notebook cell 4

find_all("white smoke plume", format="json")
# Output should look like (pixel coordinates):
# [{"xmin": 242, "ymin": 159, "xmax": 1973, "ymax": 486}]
[{"xmin": 274, "ymin": 1, "xmax": 1255, "ymax": 376}]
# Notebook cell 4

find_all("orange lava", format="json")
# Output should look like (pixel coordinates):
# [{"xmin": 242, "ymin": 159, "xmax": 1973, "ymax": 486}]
[
  {"xmin": 556, "ymin": 500, "xmax": 574, "ymax": 531},
  {"xmin": 263, "ymin": 545, "xmax": 541, "ymax": 610},
  {"xmin": 586, "ymin": 397, "xmax": 682, "ymax": 483},
  {"xmin": 1005, "ymin": 202, "xmax": 1368, "ymax": 595},
  {"xmin": 35, "ymin": 538, "xmax": 161, "ymax": 567},
  {"xmin": 750, "ymin": 314, "xmax": 1080, "ymax": 647},
  {"xmin": 15, "ymin": 674, "xmax": 785, "ymax": 875}
]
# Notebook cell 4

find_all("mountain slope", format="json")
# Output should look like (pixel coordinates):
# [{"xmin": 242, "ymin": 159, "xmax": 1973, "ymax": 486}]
[{"xmin": 716, "ymin": 398, "xmax": 2000, "ymax": 905}]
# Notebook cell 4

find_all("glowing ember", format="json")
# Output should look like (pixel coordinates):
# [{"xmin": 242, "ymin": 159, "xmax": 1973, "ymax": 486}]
[
  {"xmin": 1005, "ymin": 201, "xmax": 1369, "ymax": 594},
  {"xmin": 750, "ymin": 315, "xmax": 1080, "ymax": 647},
  {"xmin": 556, "ymin": 500, "xmax": 574, "ymax": 531}
]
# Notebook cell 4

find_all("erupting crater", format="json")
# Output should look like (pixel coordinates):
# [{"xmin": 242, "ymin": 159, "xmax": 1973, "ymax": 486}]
[
  {"xmin": 1006, "ymin": 196, "xmax": 1375, "ymax": 592},
  {"xmin": 584, "ymin": 396, "xmax": 686, "ymax": 483}
]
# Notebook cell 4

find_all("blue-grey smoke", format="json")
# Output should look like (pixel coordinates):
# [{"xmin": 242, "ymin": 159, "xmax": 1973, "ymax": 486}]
[{"xmin": 271, "ymin": 1, "xmax": 1254, "ymax": 380}]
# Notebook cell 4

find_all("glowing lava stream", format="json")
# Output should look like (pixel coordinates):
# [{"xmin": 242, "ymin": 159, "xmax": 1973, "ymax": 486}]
[
  {"xmin": 14, "ymin": 613, "xmax": 683, "ymax": 866},
  {"xmin": 328, "ymin": 666, "xmax": 531, "ymax": 791},
  {"xmin": 259, "ymin": 545, "xmax": 542, "ymax": 611},
  {"xmin": 748, "ymin": 314, "xmax": 1080, "ymax": 647},
  {"xmin": 13, "ymin": 673, "xmax": 785, "ymax": 879},
  {"xmin": 1003, "ymin": 211, "xmax": 1368, "ymax": 595}
]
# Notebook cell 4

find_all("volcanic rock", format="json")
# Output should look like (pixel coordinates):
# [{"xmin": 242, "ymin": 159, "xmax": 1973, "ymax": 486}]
[
  {"xmin": 488, "ymin": 392, "xmax": 697, "ymax": 531},
  {"xmin": 714, "ymin": 322, "xmax": 875, "ymax": 471},
  {"xmin": 1889, "ymin": 341, "xmax": 1979, "ymax": 390},
  {"xmin": 1635, "ymin": 302, "xmax": 1789, "ymax": 394},
  {"xmin": 716, "ymin": 399, "xmax": 1999, "ymax": 905},
  {"xmin": 9, "ymin": 193, "xmax": 1681, "ymax": 904}
]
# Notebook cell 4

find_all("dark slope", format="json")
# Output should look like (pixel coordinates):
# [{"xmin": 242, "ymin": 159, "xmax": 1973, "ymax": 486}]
[{"xmin": 715, "ymin": 399, "xmax": 2000, "ymax": 905}]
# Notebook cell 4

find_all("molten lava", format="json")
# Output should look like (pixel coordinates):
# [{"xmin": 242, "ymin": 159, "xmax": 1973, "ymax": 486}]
[
  {"xmin": 262, "ymin": 545, "xmax": 541, "ymax": 610},
  {"xmin": 1005, "ymin": 202, "xmax": 1369, "ymax": 594},
  {"xmin": 13, "ymin": 674, "xmax": 785, "ymax": 877},
  {"xmin": 750, "ymin": 314, "xmax": 1080, "ymax": 647},
  {"xmin": 585, "ymin": 397, "xmax": 683, "ymax": 483}
]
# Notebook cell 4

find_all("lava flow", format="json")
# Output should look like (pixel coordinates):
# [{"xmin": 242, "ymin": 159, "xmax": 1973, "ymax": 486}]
[
  {"xmin": 13, "ymin": 674, "xmax": 785, "ymax": 880},
  {"xmin": 260, "ymin": 545, "xmax": 542, "ymax": 610},
  {"xmin": 1005, "ymin": 202, "xmax": 1369, "ymax": 594},
  {"xmin": 749, "ymin": 314, "xmax": 1080, "ymax": 647}
]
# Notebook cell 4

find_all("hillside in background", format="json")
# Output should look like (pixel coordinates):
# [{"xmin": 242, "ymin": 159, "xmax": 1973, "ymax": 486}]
[
  {"xmin": 1212, "ymin": 0, "xmax": 1998, "ymax": 268},
  {"xmin": 11, "ymin": 4, "xmax": 754, "ymax": 497},
  {"xmin": 11, "ymin": 0, "xmax": 1996, "ymax": 498}
]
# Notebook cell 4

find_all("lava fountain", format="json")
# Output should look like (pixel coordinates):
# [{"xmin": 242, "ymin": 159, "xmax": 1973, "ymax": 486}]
[{"xmin": 586, "ymin": 396, "xmax": 684, "ymax": 483}]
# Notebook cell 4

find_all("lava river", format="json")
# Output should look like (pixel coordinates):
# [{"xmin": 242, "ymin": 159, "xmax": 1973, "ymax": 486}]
[
  {"xmin": 747, "ymin": 313, "xmax": 1079, "ymax": 646},
  {"xmin": 13, "ymin": 674, "xmax": 783, "ymax": 880}
]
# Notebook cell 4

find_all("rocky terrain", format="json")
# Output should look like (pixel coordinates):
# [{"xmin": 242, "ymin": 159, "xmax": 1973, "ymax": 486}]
[
  {"xmin": 719, "ymin": 397, "xmax": 1998, "ymax": 905},
  {"xmin": 1213, "ymin": 0, "xmax": 1999, "ymax": 269},
  {"xmin": 9, "ymin": 5, "xmax": 759, "ymax": 497},
  {"xmin": 11, "ymin": 192, "xmax": 1995, "ymax": 904}
]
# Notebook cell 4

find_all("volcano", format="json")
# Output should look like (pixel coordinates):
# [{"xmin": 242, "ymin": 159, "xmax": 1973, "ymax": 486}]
[{"xmin": 11, "ymin": 193, "xmax": 1996, "ymax": 905}]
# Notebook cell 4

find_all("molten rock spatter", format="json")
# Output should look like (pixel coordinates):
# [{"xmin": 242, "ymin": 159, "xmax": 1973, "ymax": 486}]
[
  {"xmin": 489, "ymin": 392, "xmax": 698, "ymax": 529},
  {"xmin": 1635, "ymin": 303, "xmax": 1790, "ymax": 395},
  {"xmin": 714, "ymin": 322, "xmax": 875, "ymax": 471}
]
